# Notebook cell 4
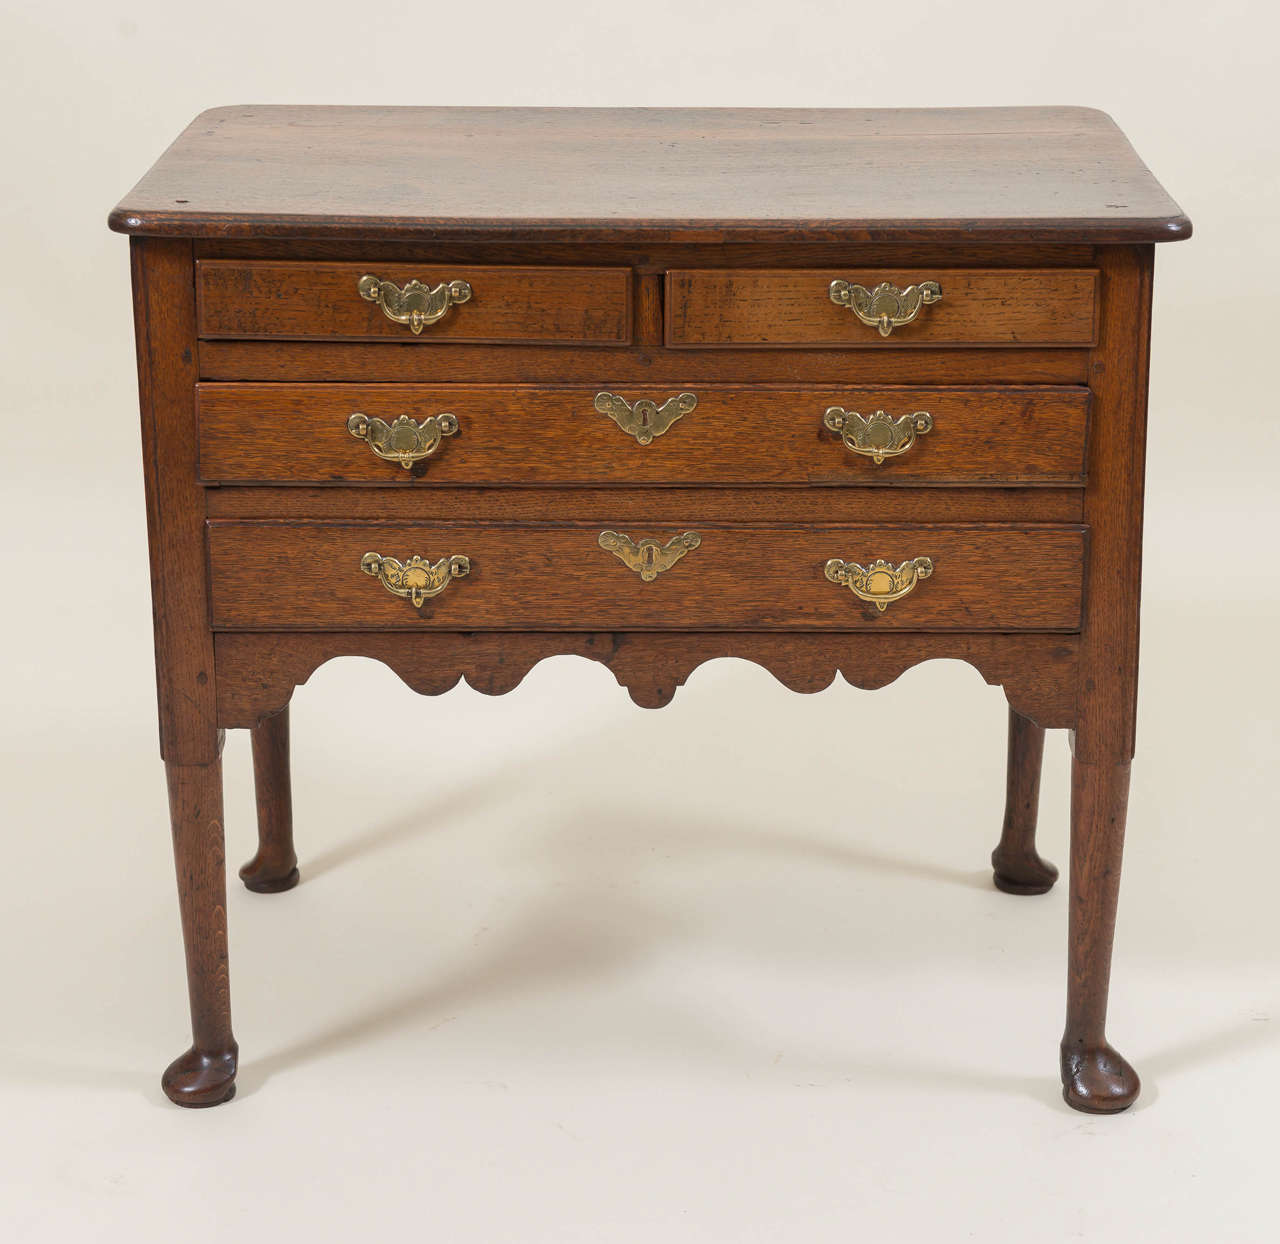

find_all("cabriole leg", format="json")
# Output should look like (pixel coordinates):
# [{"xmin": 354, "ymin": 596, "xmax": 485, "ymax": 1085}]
[
  {"xmin": 1060, "ymin": 752, "xmax": 1140, "ymax": 1113},
  {"xmin": 992, "ymin": 707, "xmax": 1058, "ymax": 895},
  {"xmin": 162, "ymin": 752, "xmax": 238, "ymax": 1107},
  {"xmin": 240, "ymin": 708, "xmax": 298, "ymax": 893}
]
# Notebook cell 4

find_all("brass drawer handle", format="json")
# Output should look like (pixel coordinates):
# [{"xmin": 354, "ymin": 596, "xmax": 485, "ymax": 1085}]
[
  {"xmin": 347, "ymin": 411, "xmax": 459, "ymax": 469},
  {"xmin": 594, "ymin": 391, "xmax": 697, "ymax": 444},
  {"xmin": 824, "ymin": 556, "xmax": 933, "ymax": 612},
  {"xmin": 598, "ymin": 530, "xmax": 700, "ymax": 581},
  {"xmin": 823, "ymin": 407, "xmax": 933, "ymax": 464},
  {"xmin": 829, "ymin": 280, "xmax": 942, "ymax": 337},
  {"xmin": 360, "ymin": 552, "xmax": 471, "ymax": 607},
  {"xmin": 357, "ymin": 274, "xmax": 472, "ymax": 334}
]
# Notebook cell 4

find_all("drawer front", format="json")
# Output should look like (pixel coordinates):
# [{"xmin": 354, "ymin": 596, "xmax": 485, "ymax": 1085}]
[
  {"xmin": 666, "ymin": 269, "xmax": 1098, "ymax": 348},
  {"xmin": 207, "ymin": 521, "xmax": 1085, "ymax": 631},
  {"xmin": 196, "ymin": 261, "xmax": 633, "ymax": 344},
  {"xmin": 197, "ymin": 384, "xmax": 1089, "ymax": 486}
]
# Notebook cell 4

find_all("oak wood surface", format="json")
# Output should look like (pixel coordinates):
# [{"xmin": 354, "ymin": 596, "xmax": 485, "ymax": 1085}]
[
  {"xmin": 112, "ymin": 105, "xmax": 1187, "ymax": 1112},
  {"xmin": 1050, "ymin": 246, "xmax": 1153, "ymax": 1110},
  {"xmin": 992, "ymin": 708, "xmax": 1057, "ymax": 894},
  {"xmin": 197, "ymin": 261, "xmax": 632, "ymax": 344},
  {"xmin": 634, "ymin": 273, "xmax": 663, "ymax": 346},
  {"xmin": 194, "ymin": 239, "xmax": 1099, "ymax": 268},
  {"xmin": 202, "ymin": 485, "xmax": 1085, "ymax": 525},
  {"xmin": 131, "ymin": 238, "xmax": 220, "ymax": 764},
  {"xmin": 162, "ymin": 753, "xmax": 237, "ymax": 1107},
  {"xmin": 197, "ymin": 341, "xmax": 1091, "ymax": 387},
  {"xmin": 667, "ymin": 268, "xmax": 1098, "ymax": 348},
  {"xmin": 240, "ymin": 709, "xmax": 298, "ymax": 893},
  {"xmin": 1061, "ymin": 756, "xmax": 1139, "ymax": 1112},
  {"xmin": 206, "ymin": 520, "xmax": 1085, "ymax": 632},
  {"xmin": 109, "ymin": 106, "xmax": 1190, "ymax": 244},
  {"xmin": 214, "ymin": 630, "xmax": 1080, "ymax": 724},
  {"xmin": 1074, "ymin": 247, "xmax": 1154, "ymax": 763},
  {"xmin": 195, "ymin": 383, "xmax": 1090, "ymax": 487}
]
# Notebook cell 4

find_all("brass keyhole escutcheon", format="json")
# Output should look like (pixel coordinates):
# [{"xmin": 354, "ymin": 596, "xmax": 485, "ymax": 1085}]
[
  {"xmin": 594, "ymin": 392, "xmax": 697, "ymax": 445},
  {"xmin": 598, "ymin": 530, "xmax": 701, "ymax": 581}
]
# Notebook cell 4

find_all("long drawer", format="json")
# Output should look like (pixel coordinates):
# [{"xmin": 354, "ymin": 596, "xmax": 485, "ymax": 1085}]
[
  {"xmin": 196, "ymin": 384, "xmax": 1090, "ymax": 486},
  {"xmin": 207, "ymin": 521, "xmax": 1086, "ymax": 631},
  {"xmin": 196, "ymin": 261, "xmax": 633, "ymax": 344},
  {"xmin": 666, "ymin": 268, "xmax": 1099, "ymax": 348}
]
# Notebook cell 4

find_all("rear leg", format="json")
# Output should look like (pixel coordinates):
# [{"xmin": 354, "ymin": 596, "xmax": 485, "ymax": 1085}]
[
  {"xmin": 239, "ymin": 708, "xmax": 299, "ymax": 893},
  {"xmin": 991, "ymin": 707, "xmax": 1058, "ymax": 895}
]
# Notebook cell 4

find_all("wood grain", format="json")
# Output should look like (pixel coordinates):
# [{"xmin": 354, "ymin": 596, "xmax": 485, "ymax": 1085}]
[
  {"xmin": 195, "ymin": 383, "xmax": 1090, "ymax": 487},
  {"xmin": 202, "ymin": 485, "xmax": 1085, "ymax": 525},
  {"xmin": 197, "ymin": 341, "xmax": 1091, "ymax": 386},
  {"xmin": 206, "ymin": 521, "xmax": 1085, "ymax": 632},
  {"xmin": 196, "ymin": 261, "xmax": 632, "ymax": 344},
  {"xmin": 1053, "ymin": 247, "xmax": 1155, "ymax": 1111},
  {"xmin": 991, "ymin": 708, "xmax": 1057, "ymax": 894},
  {"xmin": 162, "ymin": 753, "xmax": 238, "ymax": 1107},
  {"xmin": 240, "ymin": 709, "xmax": 298, "ymax": 893},
  {"xmin": 1073, "ymin": 247, "xmax": 1154, "ymax": 763},
  {"xmin": 111, "ymin": 103, "xmax": 1188, "ymax": 1110},
  {"xmin": 193, "ymin": 239, "xmax": 1099, "ymax": 269},
  {"xmin": 214, "ymin": 630, "xmax": 1080, "ymax": 724},
  {"xmin": 1060, "ymin": 756, "xmax": 1139, "ymax": 1112},
  {"xmin": 130, "ymin": 238, "xmax": 220, "ymax": 764},
  {"xmin": 667, "ymin": 269, "xmax": 1098, "ymax": 348},
  {"xmin": 109, "ymin": 106, "xmax": 1190, "ymax": 244}
]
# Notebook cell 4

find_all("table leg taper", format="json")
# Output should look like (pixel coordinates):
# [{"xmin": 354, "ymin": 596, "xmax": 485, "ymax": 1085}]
[
  {"xmin": 240, "ymin": 707, "xmax": 298, "ymax": 893},
  {"xmin": 1060, "ymin": 753, "xmax": 1139, "ymax": 1113},
  {"xmin": 992, "ymin": 707, "xmax": 1059, "ymax": 895},
  {"xmin": 163, "ymin": 753, "xmax": 238, "ymax": 1107}
]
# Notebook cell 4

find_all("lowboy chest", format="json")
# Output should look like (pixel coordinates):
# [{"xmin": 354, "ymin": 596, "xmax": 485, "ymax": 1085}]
[{"xmin": 110, "ymin": 106, "xmax": 1189, "ymax": 1111}]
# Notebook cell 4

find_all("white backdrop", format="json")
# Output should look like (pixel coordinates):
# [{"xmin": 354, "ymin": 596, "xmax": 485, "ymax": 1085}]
[{"xmin": 1, "ymin": 3, "xmax": 1277, "ymax": 1241}]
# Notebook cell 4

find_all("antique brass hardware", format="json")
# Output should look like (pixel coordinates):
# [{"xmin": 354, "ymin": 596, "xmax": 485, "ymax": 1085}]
[
  {"xmin": 594, "ymin": 391, "xmax": 697, "ymax": 444},
  {"xmin": 347, "ymin": 412, "xmax": 459, "ymax": 469},
  {"xmin": 598, "ymin": 530, "xmax": 701, "ymax": 581},
  {"xmin": 823, "ymin": 407, "xmax": 934, "ymax": 464},
  {"xmin": 357, "ymin": 274, "xmax": 472, "ymax": 333},
  {"xmin": 824, "ymin": 556, "xmax": 933, "ymax": 612},
  {"xmin": 360, "ymin": 552, "xmax": 471, "ymax": 607},
  {"xmin": 828, "ymin": 280, "xmax": 942, "ymax": 337}
]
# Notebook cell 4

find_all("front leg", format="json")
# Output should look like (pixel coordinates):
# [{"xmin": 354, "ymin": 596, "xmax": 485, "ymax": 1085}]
[
  {"xmin": 991, "ymin": 707, "xmax": 1058, "ymax": 894},
  {"xmin": 1058, "ymin": 244, "xmax": 1152, "ymax": 1114},
  {"xmin": 163, "ymin": 752, "xmax": 238, "ymax": 1107},
  {"xmin": 239, "ymin": 708, "xmax": 299, "ymax": 893},
  {"xmin": 1060, "ymin": 750, "xmax": 1139, "ymax": 1113}
]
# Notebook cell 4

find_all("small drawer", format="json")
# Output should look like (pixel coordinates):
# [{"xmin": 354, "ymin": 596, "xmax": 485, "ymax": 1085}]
[
  {"xmin": 196, "ymin": 383, "xmax": 1089, "ymax": 486},
  {"xmin": 207, "ymin": 521, "xmax": 1085, "ymax": 632},
  {"xmin": 195, "ymin": 261, "xmax": 633, "ymax": 344},
  {"xmin": 666, "ymin": 268, "xmax": 1098, "ymax": 348}
]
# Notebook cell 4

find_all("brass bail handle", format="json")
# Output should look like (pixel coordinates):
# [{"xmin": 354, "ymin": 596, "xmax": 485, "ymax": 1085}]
[
  {"xmin": 347, "ymin": 411, "xmax": 459, "ymax": 469},
  {"xmin": 357, "ymin": 274, "xmax": 473, "ymax": 334},
  {"xmin": 829, "ymin": 280, "xmax": 942, "ymax": 337},
  {"xmin": 360, "ymin": 552, "xmax": 471, "ymax": 607},
  {"xmin": 824, "ymin": 556, "xmax": 933, "ymax": 612},
  {"xmin": 823, "ymin": 407, "xmax": 933, "ymax": 464}
]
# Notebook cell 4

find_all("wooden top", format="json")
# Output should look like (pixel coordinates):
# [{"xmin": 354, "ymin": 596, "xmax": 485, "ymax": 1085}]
[{"xmin": 109, "ymin": 106, "xmax": 1189, "ymax": 244}]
